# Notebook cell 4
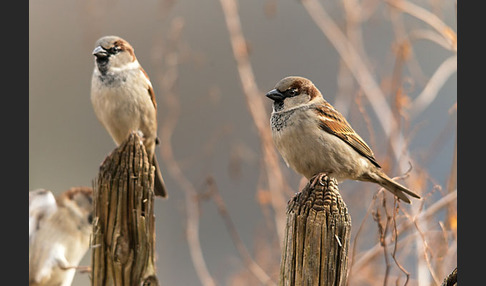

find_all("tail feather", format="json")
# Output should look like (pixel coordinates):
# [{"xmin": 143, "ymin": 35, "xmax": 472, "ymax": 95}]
[
  {"xmin": 367, "ymin": 171, "xmax": 420, "ymax": 204},
  {"xmin": 153, "ymin": 156, "xmax": 168, "ymax": 198}
]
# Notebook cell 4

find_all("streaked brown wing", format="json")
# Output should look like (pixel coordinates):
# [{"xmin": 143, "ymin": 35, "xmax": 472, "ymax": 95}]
[
  {"xmin": 140, "ymin": 67, "xmax": 157, "ymax": 110},
  {"xmin": 313, "ymin": 103, "xmax": 381, "ymax": 168}
]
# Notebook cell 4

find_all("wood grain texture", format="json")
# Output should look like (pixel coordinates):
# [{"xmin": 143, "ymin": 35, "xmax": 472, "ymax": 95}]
[
  {"xmin": 91, "ymin": 132, "xmax": 159, "ymax": 286},
  {"xmin": 279, "ymin": 174, "xmax": 351, "ymax": 286}
]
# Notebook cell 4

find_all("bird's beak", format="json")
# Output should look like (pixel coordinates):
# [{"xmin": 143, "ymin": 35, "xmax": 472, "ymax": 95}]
[
  {"xmin": 266, "ymin": 89, "xmax": 284, "ymax": 101},
  {"xmin": 92, "ymin": 46, "xmax": 108, "ymax": 58}
]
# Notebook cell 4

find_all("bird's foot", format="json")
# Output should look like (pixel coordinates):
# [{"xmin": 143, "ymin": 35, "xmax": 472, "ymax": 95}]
[
  {"xmin": 310, "ymin": 173, "xmax": 329, "ymax": 189},
  {"xmin": 59, "ymin": 264, "xmax": 92, "ymax": 273}
]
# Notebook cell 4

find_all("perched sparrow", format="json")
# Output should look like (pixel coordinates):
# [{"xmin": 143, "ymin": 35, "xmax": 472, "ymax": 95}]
[
  {"xmin": 29, "ymin": 187, "xmax": 93, "ymax": 286},
  {"xmin": 266, "ymin": 76, "xmax": 420, "ymax": 203},
  {"xmin": 91, "ymin": 35, "xmax": 167, "ymax": 198}
]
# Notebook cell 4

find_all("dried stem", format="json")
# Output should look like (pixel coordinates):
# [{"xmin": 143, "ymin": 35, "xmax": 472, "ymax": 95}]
[
  {"xmin": 157, "ymin": 19, "xmax": 217, "ymax": 286},
  {"xmin": 301, "ymin": 0, "xmax": 411, "ymax": 173},
  {"xmin": 346, "ymin": 194, "xmax": 376, "ymax": 286},
  {"xmin": 218, "ymin": 0, "xmax": 288, "ymax": 244},
  {"xmin": 411, "ymin": 213, "xmax": 442, "ymax": 285},
  {"xmin": 392, "ymin": 200, "xmax": 411, "ymax": 285},
  {"xmin": 386, "ymin": 0, "xmax": 457, "ymax": 51},
  {"xmin": 352, "ymin": 190, "xmax": 457, "ymax": 273},
  {"xmin": 408, "ymin": 29, "xmax": 455, "ymax": 51},
  {"xmin": 355, "ymin": 91, "xmax": 376, "ymax": 152},
  {"xmin": 409, "ymin": 55, "xmax": 457, "ymax": 118},
  {"xmin": 206, "ymin": 177, "xmax": 277, "ymax": 286},
  {"xmin": 372, "ymin": 193, "xmax": 393, "ymax": 286}
]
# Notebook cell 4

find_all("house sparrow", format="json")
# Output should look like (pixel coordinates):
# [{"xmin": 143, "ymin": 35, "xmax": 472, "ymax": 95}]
[
  {"xmin": 266, "ymin": 76, "xmax": 420, "ymax": 203},
  {"xmin": 91, "ymin": 35, "xmax": 167, "ymax": 198},
  {"xmin": 29, "ymin": 187, "xmax": 93, "ymax": 286}
]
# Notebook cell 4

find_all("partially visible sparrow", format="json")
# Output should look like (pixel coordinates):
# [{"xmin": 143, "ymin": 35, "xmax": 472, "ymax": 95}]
[
  {"xmin": 91, "ymin": 35, "xmax": 167, "ymax": 198},
  {"xmin": 29, "ymin": 188, "xmax": 57, "ymax": 244},
  {"xmin": 29, "ymin": 187, "xmax": 93, "ymax": 286},
  {"xmin": 266, "ymin": 76, "xmax": 420, "ymax": 203}
]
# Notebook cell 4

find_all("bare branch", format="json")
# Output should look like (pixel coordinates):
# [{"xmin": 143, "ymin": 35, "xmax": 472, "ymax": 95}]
[
  {"xmin": 347, "ymin": 194, "xmax": 377, "ymax": 286},
  {"xmin": 386, "ymin": 0, "xmax": 457, "ymax": 52},
  {"xmin": 206, "ymin": 177, "xmax": 277, "ymax": 286},
  {"xmin": 218, "ymin": 0, "xmax": 288, "ymax": 243},
  {"xmin": 352, "ymin": 190, "xmax": 457, "ymax": 272},
  {"xmin": 411, "ymin": 212, "xmax": 442, "ymax": 285},
  {"xmin": 157, "ymin": 18, "xmax": 217, "ymax": 286},
  {"xmin": 301, "ymin": 0, "xmax": 411, "ymax": 172},
  {"xmin": 408, "ymin": 29, "xmax": 455, "ymax": 51},
  {"xmin": 392, "ymin": 200, "xmax": 411, "ymax": 286},
  {"xmin": 410, "ymin": 55, "xmax": 457, "ymax": 118}
]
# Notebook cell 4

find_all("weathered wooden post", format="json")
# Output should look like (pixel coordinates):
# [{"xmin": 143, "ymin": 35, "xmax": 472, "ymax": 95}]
[
  {"xmin": 91, "ymin": 132, "xmax": 159, "ymax": 286},
  {"xmin": 279, "ymin": 174, "xmax": 351, "ymax": 286}
]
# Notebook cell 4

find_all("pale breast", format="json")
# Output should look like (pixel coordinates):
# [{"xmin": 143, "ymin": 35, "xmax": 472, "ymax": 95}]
[{"xmin": 91, "ymin": 68, "xmax": 157, "ymax": 146}]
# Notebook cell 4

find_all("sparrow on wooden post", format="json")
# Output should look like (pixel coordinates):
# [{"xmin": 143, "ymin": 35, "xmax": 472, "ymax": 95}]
[
  {"xmin": 29, "ymin": 187, "xmax": 93, "ymax": 286},
  {"xmin": 266, "ymin": 76, "xmax": 420, "ymax": 203},
  {"xmin": 90, "ymin": 35, "xmax": 167, "ymax": 198}
]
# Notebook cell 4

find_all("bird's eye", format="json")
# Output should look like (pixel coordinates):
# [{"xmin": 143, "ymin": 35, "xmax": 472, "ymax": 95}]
[
  {"xmin": 287, "ymin": 88, "xmax": 299, "ymax": 97},
  {"xmin": 108, "ymin": 47, "xmax": 119, "ymax": 54}
]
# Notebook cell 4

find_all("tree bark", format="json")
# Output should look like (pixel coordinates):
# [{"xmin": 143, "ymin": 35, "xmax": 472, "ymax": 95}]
[
  {"xmin": 91, "ymin": 132, "xmax": 159, "ymax": 286},
  {"xmin": 279, "ymin": 174, "xmax": 351, "ymax": 286},
  {"xmin": 441, "ymin": 267, "xmax": 457, "ymax": 286}
]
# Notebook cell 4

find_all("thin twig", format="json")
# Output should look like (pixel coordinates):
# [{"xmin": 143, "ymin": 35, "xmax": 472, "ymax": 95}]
[
  {"xmin": 352, "ymin": 190, "xmax": 457, "ymax": 272},
  {"xmin": 410, "ymin": 55, "xmax": 457, "ymax": 118},
  {"xmin": 206, "ymin": 177, "xmax": 277, "ymax": 286},
  {"xmin": 410, "ymin": 212, "xmax": 442, "ymax": 285},
  {"xmin": 355, "ymin": 90, "xmax": 376, "ymax": 152},
  {"xmin": 347, "ymin": 193, "xmax": 377, "ymax": 286},
  {"xmin": 371, "ymin": 194, "xmax": 392, "ymax": 286},
  {"xmin": 156, "ymin": 18, "xmax": 217, "ymax": 286},
  {"xmin": 392, "ymin": 200, "xmax": 411, "ymax": 286},
  {"xmin": 386, "ymin": 0, "xmax": 457, "ymax": 51},
  {"xmin": 388, "ymin": 6, "xmax": 428, "ymax": 87},
  {"xmin": 301, "ymin": 0, "xmax": 411, "ymax": 173},
  {"xmin": 218, "ymin": 0, "xmax": 288, "ymax": 244},
  {"xmin": 333, "ymin": 0, "xmax": 370, "ymax": 116},
  {"xmin": 408, "ymin": 29, "xmax": 454, "ymax": 51}
]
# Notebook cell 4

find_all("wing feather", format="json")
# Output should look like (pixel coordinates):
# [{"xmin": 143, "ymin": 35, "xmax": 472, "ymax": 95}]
[
  {"xmin": 140, "ymin": 66, "xmax": 157, "ymax": 110},
  {"xmin": 313, "ymin": 104, "xmax": 381, "ymax": 168}
]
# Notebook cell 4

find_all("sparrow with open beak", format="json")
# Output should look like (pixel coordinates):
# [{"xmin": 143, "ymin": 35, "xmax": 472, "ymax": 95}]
[
  {"xmin": 29, "ymin": 187, "xmax": 93, "ymax": 286},
  {"xmin": 91, "ymin": 35, "xmax": 167, "ymax": 197},
  {"xmin": 266, "ymin": 76, "xmax": 420, "ymax": 203}
]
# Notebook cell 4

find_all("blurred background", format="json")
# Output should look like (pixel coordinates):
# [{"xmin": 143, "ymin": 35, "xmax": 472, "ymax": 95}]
[{"xmin": 29, "ymin": 0, "xmax": 456, "ymax": 285}]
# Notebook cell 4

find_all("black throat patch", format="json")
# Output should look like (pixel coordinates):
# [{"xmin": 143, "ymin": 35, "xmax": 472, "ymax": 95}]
[
  {"xmin": 270, "ymin": 110, "xmax": 293, "ymax": 132},
  {"xmin": 96, "ymin": 58, "xmax": 110, "ymax": 75},
  {"xmin": 96, "ymin": 61, "xmax": 127, "ymax": 87},
  {"xmin": 273, "ymin": 100, "xmax": 285, "ymax": 112}
]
